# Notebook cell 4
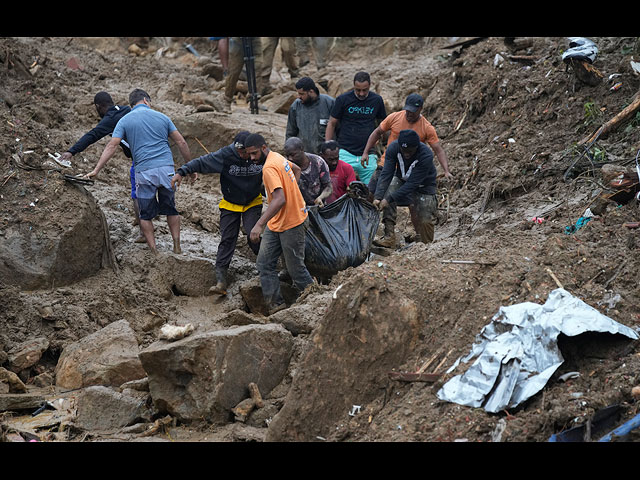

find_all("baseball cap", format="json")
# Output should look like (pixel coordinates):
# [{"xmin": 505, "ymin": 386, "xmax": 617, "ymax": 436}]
[
  {"xmin": 403, "ymin": 93, "xmax": 424, "ymax": 112},
  {"xmin": 398, "ymin": 129, "xmax": 420, "ymax": 149}
]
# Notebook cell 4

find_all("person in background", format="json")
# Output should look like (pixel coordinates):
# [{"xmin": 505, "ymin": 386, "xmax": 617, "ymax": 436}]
[
  {"xmin": 283, "ymin": 137, "xmax": 332, "ymax": 207},
  {"xmin": 325, "ymin": 71, "xmax": 386, "ymax": 185},
  {"xmin": 362, "ymin": 93, "xmax": 452, "ymax": 247},
  {"xmin": 285, "ymin": 76, "xmax": 335, "ymax": 155},
  {"xmin": 318, "ymin": 140, "xmax": 356, "ymax": 204}
]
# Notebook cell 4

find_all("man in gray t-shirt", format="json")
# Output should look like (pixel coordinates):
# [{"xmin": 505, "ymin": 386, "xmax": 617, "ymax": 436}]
[{"xmin": 286, "ymin": 77, "xmax": 335, "ymax": 155}]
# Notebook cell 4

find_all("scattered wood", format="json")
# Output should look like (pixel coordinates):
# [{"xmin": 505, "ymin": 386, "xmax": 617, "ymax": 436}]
[
  {"xmin": 442, "ymin": 37, "xmax": 488, "ymax": 50},
  {"xmin": 507, "ymin": 55, "xmax": 539, "ymax": 64},
  {"xmin": 545, "ymin": 268, "xmax": 564, "ymax": 289},
  {"xmin": 441, "ymin": 259, "xmax": 497, "ymax": 266},
  {"xmin": 579, "ymin": 91, "xmax": 640, "ymax": 145},
  {"xmin": 504, "ymin": 37, "xmax": 533, "ymax": 52},
  {"xmin": 566, "ymin": 58, "xmax": 603, "ymax": 87},
  {"xmin": 388, "ymin": 372, "xmax": 441, "ymax": 383},
  {"xmin": 248, "ymin": 382, "xmax": 264, "ymax": 408},
  {"xmin": 603, "ymin": 260, "xmax": 627, "ymax": 290}
]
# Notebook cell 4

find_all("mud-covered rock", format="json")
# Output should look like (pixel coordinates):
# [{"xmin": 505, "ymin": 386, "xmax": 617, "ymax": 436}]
[
  {"xmin": 139, "ymin": 323, "xmax": 293, "ymax": 424},
  {"xmin": 265, "ymin": 275, "xmax": 421, "ymax": 442},
  {"xmin": 54, "ymin": 319, "xmax": 146, "ymax": 389}
]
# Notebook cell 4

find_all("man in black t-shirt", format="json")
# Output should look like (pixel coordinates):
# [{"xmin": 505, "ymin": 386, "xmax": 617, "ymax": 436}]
[{"xmin": 325, "ymin": 71, "xmax": 386, "ymax": 185}]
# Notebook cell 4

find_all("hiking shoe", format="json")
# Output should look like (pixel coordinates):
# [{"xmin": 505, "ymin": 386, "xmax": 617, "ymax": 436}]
[
  {"xmin": 373, "ymin": 232, "xmax": 397, "ymax": 248},
  {"xmin": 209, "ymin": 281, "xmax": 227, "ymax": 296}
]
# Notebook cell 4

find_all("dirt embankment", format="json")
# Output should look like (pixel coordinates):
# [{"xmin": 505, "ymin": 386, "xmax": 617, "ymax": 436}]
[{"xmin": 1, "ymin": 36, "xmax": 640, "ymax": 443}]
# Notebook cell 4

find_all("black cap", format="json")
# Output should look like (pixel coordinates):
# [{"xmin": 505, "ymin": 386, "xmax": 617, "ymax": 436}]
[
  {"xmin": 233, "ymin": 131, "xmax": 251, "ymax": 149},
  {"xmin": 398, "ymin": 129, "xmax": 420, "ymax": 149},
  {"xmin": 403, "ymin": 93, "xmax": 424, "ymax": 113}
]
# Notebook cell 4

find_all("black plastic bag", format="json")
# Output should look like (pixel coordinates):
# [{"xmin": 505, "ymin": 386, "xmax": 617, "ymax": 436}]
[{"xmin": 304, "ymin": 190, "xmax": 380, "ymax": 278}]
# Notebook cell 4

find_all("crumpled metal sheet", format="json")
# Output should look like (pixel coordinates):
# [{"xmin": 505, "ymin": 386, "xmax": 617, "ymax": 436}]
[{"xmin": 437, "ymin": 288, "xmax": 639, "ymax": 413}]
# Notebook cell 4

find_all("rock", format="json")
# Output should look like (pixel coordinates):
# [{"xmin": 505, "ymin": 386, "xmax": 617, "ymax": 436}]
[
  {"xmin": 74, "ymin": 385, "xmax": 152, "ymax": 431},
  {"xmin": 7, "ymin": 337, "xmax": 49, "ymax": 373},
  {"xmin": 265, "ymin": 276, "xmax": 421, "ymax": 442},
  {"xmin": 201, "ymin": 63, "xmax": 225, "ymax": 81},
  {"xmin": 269, "ymin": 298, "xmax": 329, "ymax": 335},
  {"xmin": 0, "ymin": 181, "xmax": 111, "ymax": 290},
  {"xmin": 219, "ymin": 309, "xmax": 266, "ymax": 327},
  {"xmin": 139, "ymin": 323, "xmax": 294, "ymax": 424},
  {"xmin": 262, "ymin": 91, "xmax": 297, "ymax": 114},
  {"xmin": 54, "ymin": 319, "xmax": 146, "ymax": 389},
  {"xmin": 0, "ymin": 367, "xmax": 27, "ymax": 393},
  {"xmin": 238, "ymin": 277, "xmax": 298, "ymax": 315},
  {"xmin": 0, "ymin": 393, "xmax": 44, "ymax": 412}
]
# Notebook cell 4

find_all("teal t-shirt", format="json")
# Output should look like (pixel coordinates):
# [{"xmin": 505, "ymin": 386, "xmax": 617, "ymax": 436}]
[{"xmin": 113, "ymin": 104, "xmax": 177, "ymax": 173}]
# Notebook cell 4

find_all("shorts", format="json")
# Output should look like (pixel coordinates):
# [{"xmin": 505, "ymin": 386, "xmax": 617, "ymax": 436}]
[
  {"xmin": 130, "ymin": 162, "xmax": 136, "ymax": 200},
  {"xmin": 135, "ymin": 165, "xmax": 179, "ymax": 220},
  {"xmin": 339, "ymin": 149, "xmax": 378, "ymax": 186}
]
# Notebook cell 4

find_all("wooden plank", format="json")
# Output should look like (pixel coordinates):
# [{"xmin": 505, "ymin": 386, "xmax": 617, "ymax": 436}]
[{"xmin": 388, "ymin": 372, "xmax": 441, "ymax": 383}]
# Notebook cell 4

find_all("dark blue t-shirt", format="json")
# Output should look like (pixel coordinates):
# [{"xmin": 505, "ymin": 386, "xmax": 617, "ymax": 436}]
[{"xmin": 330, "ymin": 90, "xmax": 386, "ymax": 156}]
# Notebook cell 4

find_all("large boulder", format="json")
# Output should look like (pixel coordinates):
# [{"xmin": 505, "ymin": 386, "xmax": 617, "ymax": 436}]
[
  {"xmin": 54, "ymin": 319, "xmax": 146, "ymax": 389},
  {"xmin": 265, "ymin": 276, "xmax": 421, "ymax": 442},
  {"xmin": 139, "ymin": 324, "xmax": 293, "ymax": 424},
  {"xmin": 0, "ymin": 175, "xmax": 113, "ymax": 290}
]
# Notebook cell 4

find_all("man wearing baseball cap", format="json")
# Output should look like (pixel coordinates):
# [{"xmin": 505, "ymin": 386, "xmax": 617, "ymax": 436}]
[
  {"xmin": 363, "ymin": 93, "xmax": 452, "ymax": 247},
  {"xmin": 171, "ymin": 131, "xmax": 264, "ymax": 296},
  {"xmin": 373, "ymin": 129, "xmax": 439, "ymax": 245}
]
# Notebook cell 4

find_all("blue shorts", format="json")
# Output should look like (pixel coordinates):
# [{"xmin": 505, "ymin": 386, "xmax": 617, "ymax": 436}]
[
  {"xmin": 135, "ymin": 165, "xmax": 179, "ymax": 220},
  {"xmin": 130, "ymin": 162, "xmax": 136, "ymax": 200}
]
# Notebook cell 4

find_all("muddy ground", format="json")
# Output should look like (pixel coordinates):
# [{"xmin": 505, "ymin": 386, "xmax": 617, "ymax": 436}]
[{"xmin": 1, "ymin": 36, "xmax": 640, "ymax": 443}]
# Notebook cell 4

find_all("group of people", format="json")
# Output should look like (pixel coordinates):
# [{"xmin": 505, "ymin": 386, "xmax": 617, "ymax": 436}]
[
  {"xmin": 65, "ymin": 68, "xmax": 452, "ymax": 315},
  {"xmin": 214, "ymin": 36, "xmax": 332, "ymax": 109}
]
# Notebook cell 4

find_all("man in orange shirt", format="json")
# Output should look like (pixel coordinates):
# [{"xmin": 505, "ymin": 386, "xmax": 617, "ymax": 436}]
[
  {"xmin": 361, "ymin": 93, "xmax": 453, "ymax": 248},
  {"xmin": 247, "ymin": 133, "xmax": 314, "ymax": 315}
]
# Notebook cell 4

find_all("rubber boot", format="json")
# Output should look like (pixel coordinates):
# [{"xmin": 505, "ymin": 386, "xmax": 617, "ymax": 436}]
[
  {"xmin": 373, "ymin": 221, "xmax": 397, "ymax": 248},
  {"xmin": 209, "ymin": 267, "xmax": 228, "ymax": 295}
]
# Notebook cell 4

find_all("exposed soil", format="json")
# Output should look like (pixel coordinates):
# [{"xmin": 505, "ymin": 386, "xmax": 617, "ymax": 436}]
[{"xmin": 2, "ymin": 36, "xmax": 640, "ymax": 443}]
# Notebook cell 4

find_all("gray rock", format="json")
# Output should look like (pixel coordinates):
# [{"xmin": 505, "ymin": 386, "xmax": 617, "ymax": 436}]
[
  {"xmin": 74, "ymin": 386, "xmax": 151, "ymax": 431},
  {"xmin": 139, "ymin": 323, "xmax": 294, "ymax": 424},
  {"xmin": 55, "ymin": 319, "xmax": 146, "ymax": 389},
  {"xmin": 7, "ymin": 337, "xmax": 49, "ymax": 373}
]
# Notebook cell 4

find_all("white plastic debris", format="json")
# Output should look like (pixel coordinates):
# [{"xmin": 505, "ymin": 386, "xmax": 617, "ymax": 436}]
[
  {"xmin": 159, "ymin": 323, "xmax": 194, "ymax": 341},
  {"xmin": 437, "ymin": 288, "xmax": 638, "ymax": 413}
]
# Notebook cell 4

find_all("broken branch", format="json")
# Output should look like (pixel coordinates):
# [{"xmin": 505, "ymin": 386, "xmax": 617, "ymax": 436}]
[{"xmin": 579, "ymin": 91, "xmax": 640, "ymax": 145}]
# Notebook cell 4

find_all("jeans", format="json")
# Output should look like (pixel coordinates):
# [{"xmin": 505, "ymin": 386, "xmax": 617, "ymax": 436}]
[{"xmin": 256, "ymin": 219, "xmax": 313, "ymax": 307}]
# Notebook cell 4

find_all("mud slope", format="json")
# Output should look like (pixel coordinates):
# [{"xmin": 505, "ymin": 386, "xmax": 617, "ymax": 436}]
[{"xmin": 1, "ymin": 36, "xmax": 640, "ymax": 443}]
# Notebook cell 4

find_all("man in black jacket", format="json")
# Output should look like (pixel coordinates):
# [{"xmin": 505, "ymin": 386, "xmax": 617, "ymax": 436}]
[
  {"xmin": 373, "ymin": 129, "xmax": 439, "ymax": 244},
  {"xmin": 61, "ymin": 92, "xmax": 143, "ymax": 240},
  {"xmin": 171, "ymin": 131, "xmax": 264, "ymax": 295}
]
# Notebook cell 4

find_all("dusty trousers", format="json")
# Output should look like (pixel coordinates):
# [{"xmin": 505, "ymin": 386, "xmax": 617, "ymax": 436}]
[{"xmin": 381, "ymin": 176, "xmax": 437, "ymax": 243}]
